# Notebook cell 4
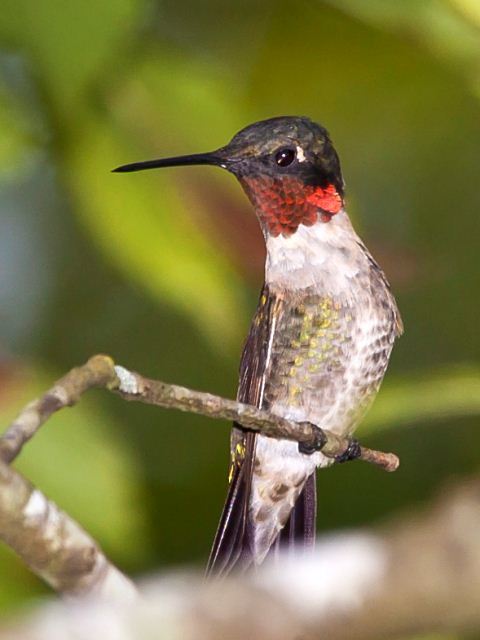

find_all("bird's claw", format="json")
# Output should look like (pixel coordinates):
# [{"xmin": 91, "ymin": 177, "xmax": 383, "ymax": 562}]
[
  {"xmin": 298, "ymin": 424, "xmax": 326, "ymax": 456},
  {"xmin": 335, "ymin": 438, "xmax": 361, "ymax": 463}
]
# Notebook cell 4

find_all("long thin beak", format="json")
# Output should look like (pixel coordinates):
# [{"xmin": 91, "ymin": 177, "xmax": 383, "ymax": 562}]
[{"xmin": 112, "ymin": 151, "xmax": 226, "ymax": 173}]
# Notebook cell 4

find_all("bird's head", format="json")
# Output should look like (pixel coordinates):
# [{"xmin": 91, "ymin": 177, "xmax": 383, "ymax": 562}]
[{"xmin": 114, "ymin": 116, "xmax": 345, "ymax": 238}]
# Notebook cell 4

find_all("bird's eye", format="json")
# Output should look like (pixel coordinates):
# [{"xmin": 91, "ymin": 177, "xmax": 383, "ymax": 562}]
[{"xmin": 274, "ymin": 147, "xmax": 296, "ymax": 167}]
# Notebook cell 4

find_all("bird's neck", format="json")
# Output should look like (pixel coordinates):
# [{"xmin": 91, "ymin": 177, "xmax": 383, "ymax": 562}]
[{"xmin": 240, "ymin": 174, "xmax": 343, "ymax": 238}]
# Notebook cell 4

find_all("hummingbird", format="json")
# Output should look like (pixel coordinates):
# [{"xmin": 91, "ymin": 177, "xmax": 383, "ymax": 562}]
[{"xmin": 114, "ymin": 116, "xmax": 403, "ymax": 576}]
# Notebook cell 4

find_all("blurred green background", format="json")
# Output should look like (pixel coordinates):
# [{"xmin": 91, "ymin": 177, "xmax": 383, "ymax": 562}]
[{"xmin": 0, "ymin": 0, "xmax": 479, "ymax": 630}]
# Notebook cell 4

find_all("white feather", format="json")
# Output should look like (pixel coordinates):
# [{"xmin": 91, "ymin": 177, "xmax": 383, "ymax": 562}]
[{"xmin": 265, "ymin": 210, "xmax": 363, "ymax": 294}]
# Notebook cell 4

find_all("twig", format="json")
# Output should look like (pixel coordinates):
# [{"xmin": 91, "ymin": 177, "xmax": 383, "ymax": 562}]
[
  {"xmin": 0, "ymin": 356, "xmax": 117, "ymax": 464},
  {"xmin": 0, "ymin": 354, "xmax": 397, "ymax": 601},
  {"xmin": 0, "ymin": 354, "xmax": 399, "ymax": 472}
]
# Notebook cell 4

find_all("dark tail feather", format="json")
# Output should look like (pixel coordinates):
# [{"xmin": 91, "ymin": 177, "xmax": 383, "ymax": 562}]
[
  {"xmin": 296, "ymin": 471, "xmax": 317, "ymax": 549},
  {"xmin": 206, "ymin": 432, "xmax": 256, "ymax": 577},
  {"xmin": 208, "ymin": 446, "xmax": 317, "ymax": 577},
  {"xmin": 272, "ymin": 472, "xmax": 317, "ymax": 558}
]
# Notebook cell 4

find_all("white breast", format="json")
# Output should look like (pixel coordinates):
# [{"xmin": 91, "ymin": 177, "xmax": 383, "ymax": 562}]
[{"xmin": 265, "ymin": 210, "xmax": 364, "ymax": 295}]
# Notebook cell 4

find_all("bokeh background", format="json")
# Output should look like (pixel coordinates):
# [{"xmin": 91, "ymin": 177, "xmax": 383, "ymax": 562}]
[{"xmin": 0, "ymin": 0, "xmax": 479, "ymax": 629}]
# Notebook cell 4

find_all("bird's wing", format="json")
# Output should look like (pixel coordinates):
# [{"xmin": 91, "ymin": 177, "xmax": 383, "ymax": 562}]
[
  {"xmin": 207, "ymin": 285, "xmax": 316, "ymax": 575},
  {"xmin": 206, "ymin": 284, "xmax": 280, "ymax": 575}
]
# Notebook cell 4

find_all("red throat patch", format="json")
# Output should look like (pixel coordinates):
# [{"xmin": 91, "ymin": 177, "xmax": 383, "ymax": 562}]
[{"xmin": 241, "ymin": 175, "xmax": 342, "ymax": 237}]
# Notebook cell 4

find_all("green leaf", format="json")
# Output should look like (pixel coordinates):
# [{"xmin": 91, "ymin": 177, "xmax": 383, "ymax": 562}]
[
  {"xmin": 0, "ymin": 88, "xmax": 40, "ymax": 179},
  {"xmin": 65, "ymin": 119, "xmax": 247, "ymax": 352},
  {"xmin": 63, "ymin": 52, "xmax": 251, "ymax": 352},
  {"xmin": 323, "ymin": 0, "xmax": 480, "ymax": 83},
  {"xmin": 363, "ymin": 365, "xmax": 480, "ymax": 434},
  {"xmin": 0, "ymin": 0, "xmax": 144, "ymax": 114}
]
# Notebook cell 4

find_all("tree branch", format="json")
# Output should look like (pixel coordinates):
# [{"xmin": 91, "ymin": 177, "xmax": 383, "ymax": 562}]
[
  {"xmin": 0, "ymin": 458, "xmax": 137, "ymax": 600},
  {"xmin": 0, "ymin": 354, "xmax": 399, "ymax": 472},
  {"xmin": 4, "ymin": 477, "xmax": 480, "ymax": 640}
]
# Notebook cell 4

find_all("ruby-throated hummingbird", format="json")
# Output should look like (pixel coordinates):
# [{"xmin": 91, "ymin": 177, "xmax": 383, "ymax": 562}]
[{"xmin": 114, "ymin": 116, "xmax": 403, "ymax": 575}]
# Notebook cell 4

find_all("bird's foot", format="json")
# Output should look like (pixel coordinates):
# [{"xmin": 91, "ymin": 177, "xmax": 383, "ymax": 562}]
[
  {"xmin": 298, "ymin": 424, "xmax": 326, "ymax": 456},
  {"xmin": 335, "ymin": 438, "xmax": 362, "ymax": 464}
]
